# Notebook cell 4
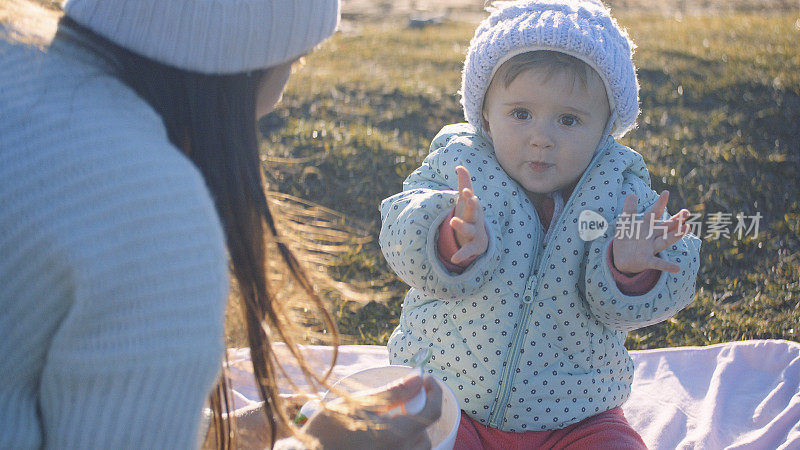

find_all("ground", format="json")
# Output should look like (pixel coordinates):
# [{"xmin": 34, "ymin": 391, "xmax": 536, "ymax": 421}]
[
  {"xmin": 21, "ymin": 0, "xmax": 800, "ymax": 349},
  {"xmin": 248, "ymin": 6, "xmax": 800, "ymax": 350}
]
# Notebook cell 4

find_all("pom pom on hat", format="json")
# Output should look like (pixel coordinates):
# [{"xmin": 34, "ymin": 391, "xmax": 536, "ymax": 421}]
[
  {"xmin": 460, "ymin": 0, "xmax": 639, "ymax": 138},
  {"xmin": 64, "ymin": 0, "xmax": 340, "ymax": 75}
]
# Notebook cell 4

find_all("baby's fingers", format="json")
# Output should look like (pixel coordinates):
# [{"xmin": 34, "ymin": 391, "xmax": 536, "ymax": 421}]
[
  {"xmin": 451, "ymin": 241, "xmax": 484, "ymax": 265},
  {"xmin": 450, "ymin": 219, "xmax": 488, "ymax": 264},
  {"xmin": 669, "ymin": 209, "xmax": 690, "ymax": 224},
  {"xmin": 659, "ymin": 209, "xmax": 688, "ymax": 231},
  {"xmin": 621, "ymin": 193, "xmax": 638, "ymax": 215},
  {"xmin": 456, "ymin": 166, "xmax": 474, "ymax": 193},
  {"xmin": 647, "ymin": 256, "xmax": 681, "ymax": 273},
  {"xmin": 450, "ymin": 216, "xmax": 478, "ymax": 238},
  {"xmin": 616, "ymin": 194, "xmax": 639, "ymax": 237},
  {"xmin": 651, "ymin": 209, "xmax": 688, "ymax": 250},
  {"xmin": 459, "ymin": 190, "xmax": 483, "ymax": 224},
  {"xmin": 645, "ymin": 190, "xmax": 670, "ymax": 222},
  {"xmin": 654, "ymin": 222, "xmax": 689, "ymax": 253}
]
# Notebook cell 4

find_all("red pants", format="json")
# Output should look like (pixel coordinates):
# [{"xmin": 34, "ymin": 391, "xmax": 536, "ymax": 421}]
[{"xmin": 454, "ymin": 407, "xmax": 648, "ymax": 450}]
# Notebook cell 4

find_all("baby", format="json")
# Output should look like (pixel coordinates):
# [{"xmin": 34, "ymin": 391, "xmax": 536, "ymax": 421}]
[{"xmin": 379, "ymin": 0, "xmax": 701, "ymax": 447}]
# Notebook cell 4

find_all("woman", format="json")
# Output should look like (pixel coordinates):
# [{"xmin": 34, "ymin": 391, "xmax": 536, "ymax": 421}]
[{"xmin": 0, "ymin": 0, "xmax": 441, "ymax": 448}]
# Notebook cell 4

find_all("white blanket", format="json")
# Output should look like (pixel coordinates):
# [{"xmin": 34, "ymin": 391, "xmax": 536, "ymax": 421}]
[{"xmin": 227, "ymin": 340, "xmax": 800, "ymax": 449}]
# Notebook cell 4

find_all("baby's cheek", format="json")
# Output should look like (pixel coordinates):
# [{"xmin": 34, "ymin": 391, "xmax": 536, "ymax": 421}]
[{"xmin": 560, "ymin": 162, "xmax": 589, "ymax": 185}]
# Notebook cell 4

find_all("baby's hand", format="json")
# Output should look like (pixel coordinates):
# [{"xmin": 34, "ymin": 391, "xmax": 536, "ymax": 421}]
[
  {"xmin": 612, "ymin": 190, "xmax": 690, "ymax": 274},
  {"xmin": 450, "ymin": 166, "xmax": 488, "ymax": 265}
]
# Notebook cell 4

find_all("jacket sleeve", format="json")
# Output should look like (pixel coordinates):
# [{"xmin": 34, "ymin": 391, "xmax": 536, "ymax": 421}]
[
  {"xmin": 583, "ymin": 176, "xmax": 702, "ymax": 332},
  {"xmin": 379, "ymin": 146, "xmax": 503, "ymax": 301}
]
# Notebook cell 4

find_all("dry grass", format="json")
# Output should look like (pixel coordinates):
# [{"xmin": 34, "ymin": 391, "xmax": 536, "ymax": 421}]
[
  {"xmin": 248, "ymin": 12, "xmax": 800, "ymax": 349},
  {"xmin": 12, "ymin": 0, "xmax": 796, "ymax": 349}
]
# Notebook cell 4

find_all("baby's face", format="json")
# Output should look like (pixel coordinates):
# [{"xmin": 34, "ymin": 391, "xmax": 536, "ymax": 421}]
[{"xmin": 482, "ymin": 68, "xmax": 610, "ymax": 196}]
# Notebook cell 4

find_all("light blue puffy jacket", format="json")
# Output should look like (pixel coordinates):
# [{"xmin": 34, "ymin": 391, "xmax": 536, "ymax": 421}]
[{"xmin": 380, "ymin": 123, "xmax": 701, "ymax": 431}]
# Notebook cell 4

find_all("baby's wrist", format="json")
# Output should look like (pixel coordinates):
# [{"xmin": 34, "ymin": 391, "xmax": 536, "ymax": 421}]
[{"xmin": 609, "ymin": 240, "xmax": 642, "ymax": 275}]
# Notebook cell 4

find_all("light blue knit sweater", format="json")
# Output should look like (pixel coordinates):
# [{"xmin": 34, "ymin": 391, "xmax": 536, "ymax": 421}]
[{"xmin": 0, "ymin": 24, "xmax": 229, "ymax": 449}]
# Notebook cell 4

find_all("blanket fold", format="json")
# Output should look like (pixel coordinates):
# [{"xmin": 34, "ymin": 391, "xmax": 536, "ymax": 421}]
[{"xmin": 227, "ymin": 340, "xmax": 800, "ymax": 449}]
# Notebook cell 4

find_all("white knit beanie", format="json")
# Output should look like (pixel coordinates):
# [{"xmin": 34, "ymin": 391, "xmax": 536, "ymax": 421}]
[
  {"xmin": 461, "ymin": 0, "xmax": 639, "ymax": 139},
  {"xmin": 63, "ymin": 0, "xmax": 340, "ymax": 75}
]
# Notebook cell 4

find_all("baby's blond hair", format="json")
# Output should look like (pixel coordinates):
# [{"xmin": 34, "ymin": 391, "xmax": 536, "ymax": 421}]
[{"xmin": 496, "ymin": 50, "xmax": 599, "ymax": 90}]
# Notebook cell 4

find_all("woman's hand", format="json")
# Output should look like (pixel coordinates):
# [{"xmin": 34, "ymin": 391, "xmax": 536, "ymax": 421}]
[
  {"xmin": 302, "ymin": 374, "xmax": 443, "ymax": 449},
  {"xmin": 612, "ymin": 190, "xmax": 690, "ymax": 274},
  {"xmin": 450, "ymin": 166, "xmax": 489, "ymax": 265}
]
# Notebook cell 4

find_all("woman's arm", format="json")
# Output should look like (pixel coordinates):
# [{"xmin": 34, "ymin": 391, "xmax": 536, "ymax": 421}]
[{"xmin": 203, "ymin": 375, "xmax": 443, "ymax": 449}]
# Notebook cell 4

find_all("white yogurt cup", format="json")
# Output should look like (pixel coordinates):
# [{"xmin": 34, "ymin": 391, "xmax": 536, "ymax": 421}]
[{"xmin": 323, "ymin": 365, "xmax": 460, "ymax": 450}]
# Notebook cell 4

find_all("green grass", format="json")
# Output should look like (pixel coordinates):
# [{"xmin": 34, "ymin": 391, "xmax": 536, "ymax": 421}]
[{"xmin": 256, "ymin": 13, "xmax": 800, "ymax": 349}]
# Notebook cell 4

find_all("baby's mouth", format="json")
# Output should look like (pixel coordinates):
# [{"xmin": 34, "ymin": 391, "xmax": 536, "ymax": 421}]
[{"xmin": 528, "ymin": 161, "xmax": 554, "ymax": 172}]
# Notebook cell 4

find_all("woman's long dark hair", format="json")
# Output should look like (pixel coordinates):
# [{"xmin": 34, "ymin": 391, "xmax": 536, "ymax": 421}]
[{"xmin": 56, "ymin": 16, "xmax": 339, "ymax": 449}]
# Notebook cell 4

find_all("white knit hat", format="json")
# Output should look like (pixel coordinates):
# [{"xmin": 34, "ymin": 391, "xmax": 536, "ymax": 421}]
[
  {"xmin": 64, "ymin": 0, "xmax": 340, "ymax": 75},
  {"xmin": 460, "ymin": 0, "xmax": 639, "ymax": 139}
]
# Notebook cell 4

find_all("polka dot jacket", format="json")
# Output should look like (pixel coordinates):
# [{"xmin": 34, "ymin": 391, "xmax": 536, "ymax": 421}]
[{"xmin": 379, "ymin": 123, "xmax": 701, "ymax": 432}]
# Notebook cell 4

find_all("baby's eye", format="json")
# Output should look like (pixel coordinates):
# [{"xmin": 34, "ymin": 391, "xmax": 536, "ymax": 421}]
[
  {"xmin": 511, "ymin": 108, "xmax": 531, "ymax": 120},
  {"xmin": 559, "ymin": 114, "xmax": 580, "ymax": 127}
]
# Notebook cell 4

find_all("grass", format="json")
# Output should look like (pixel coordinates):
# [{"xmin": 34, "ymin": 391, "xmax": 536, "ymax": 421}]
[{"xmin": 240, "ymin": 12, "xmax": 800, "ymax": 350}]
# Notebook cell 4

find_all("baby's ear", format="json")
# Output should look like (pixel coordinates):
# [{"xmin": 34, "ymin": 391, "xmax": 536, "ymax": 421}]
[{"xmin": 482, "ymin": 111, "xmax": 492, "ymax": 139}]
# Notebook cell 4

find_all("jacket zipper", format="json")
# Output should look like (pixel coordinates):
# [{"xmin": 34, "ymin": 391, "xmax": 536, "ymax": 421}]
[
  {"xmin": 486, "ymin": 292, "xmax": 535, "ymax": 427},
  {"xmin": 484, "ymin": 146, "xmax": 604, "ymax": 428},
  {"xmin": 487, "ymin": 202, "xmax": 546, "ymax": 428},
  {"xmin": 487, "ymin": 233, "xmax": 544, "ymax": 428}
]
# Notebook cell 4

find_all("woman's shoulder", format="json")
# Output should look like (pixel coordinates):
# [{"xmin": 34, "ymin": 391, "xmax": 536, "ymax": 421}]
[
  {"xmin": 0, "ymin": 30, "xmax": 224, "ymax": 274},
  {"xmin": 1, "ymin": 31, "xmax": 204, "ymax": 192}
]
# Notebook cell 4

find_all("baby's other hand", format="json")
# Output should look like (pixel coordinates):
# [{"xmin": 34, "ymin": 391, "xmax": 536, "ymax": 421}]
[
  {"xmin": 612, "ymin": 190, "xmax": 690, "ymax": 274},
  {"xmin": 451, "ymin": 166, "xmax": 488, "ymax": 265}
]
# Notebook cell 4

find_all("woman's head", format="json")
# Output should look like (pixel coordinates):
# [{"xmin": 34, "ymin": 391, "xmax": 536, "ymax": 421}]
[
  {"xmin": 256, "ymin": 58, "xmax": 299, "ymax": 120},
  {"xmin": 63, "ymin": 0, "xmax": 339, "ymax": 75},
  {"xmin": 61, "ymin": 0, "xmax": 340, "ymax": 122}
]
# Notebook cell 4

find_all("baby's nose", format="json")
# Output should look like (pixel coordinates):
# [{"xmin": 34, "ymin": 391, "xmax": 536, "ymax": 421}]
[{"xmin": 528, "ymin": 125, "xmax": 554, "ymax": 149}]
